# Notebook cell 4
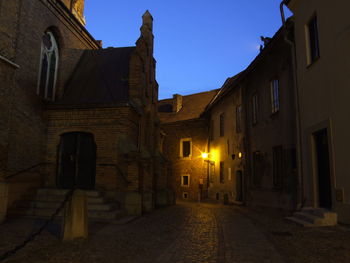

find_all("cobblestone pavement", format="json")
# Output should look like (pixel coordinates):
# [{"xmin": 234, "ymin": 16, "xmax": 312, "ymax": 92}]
[{"xmin": 0, "ymin": 202, "xmax": 350, "ymax": 263}]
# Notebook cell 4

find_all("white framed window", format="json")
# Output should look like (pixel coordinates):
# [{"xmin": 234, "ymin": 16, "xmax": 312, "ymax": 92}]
[
  {"xmin": 270, "ymin": 79, "xmax": 280, "ymax": 113},
  {"xmin": 305, "ymin": 14, "xmax": 320, "ymax": 65},
  {"xmin": 180, "ymin": 138, "xmax": 192, "ymax": 158},
  {"xmin": 181, "ymin": 174, "xmax": 190, "ymax": 187},
  {"xmin": 37, "ymin": 31, "xmax": 59, "ymax": 101}
]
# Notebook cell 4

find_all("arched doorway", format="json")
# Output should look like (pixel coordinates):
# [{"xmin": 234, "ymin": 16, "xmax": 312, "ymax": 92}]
[{"xmin": 57, "ymin": 132, "xmax": 96, "ymax": 190}]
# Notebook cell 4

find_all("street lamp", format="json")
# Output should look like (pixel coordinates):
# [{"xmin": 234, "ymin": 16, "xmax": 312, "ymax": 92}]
[{"xmin": 201, "ymin": 152, "xmax": 209, "ymax": 159}]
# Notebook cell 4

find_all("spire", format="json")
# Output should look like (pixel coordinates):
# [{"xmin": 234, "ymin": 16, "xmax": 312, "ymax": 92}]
[{"xmin": 142, "ymin": 10, "xmax": 153, "ymax": 31}]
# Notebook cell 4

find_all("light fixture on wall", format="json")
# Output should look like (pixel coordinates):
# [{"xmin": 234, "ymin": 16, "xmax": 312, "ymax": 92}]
[
  {"xmin": 238, "ymin": 152, "xmax": 243, "ymax": 159},
  {"xmin": 201, "ymin": 152, "xmax": 209, "ymax": 159}
]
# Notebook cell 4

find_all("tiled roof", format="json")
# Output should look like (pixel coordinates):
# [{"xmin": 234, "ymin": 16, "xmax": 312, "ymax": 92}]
[
  {"xmin": 158, "ymin": 89, "xmax": 219, "ymax": 123},
  {"xmin": 205, "ymin": 72, "xmax": 243, "ymax": 111},
  {"xmin": 56, "ymin": 47, "xmax": 135, "ymax": 105}
]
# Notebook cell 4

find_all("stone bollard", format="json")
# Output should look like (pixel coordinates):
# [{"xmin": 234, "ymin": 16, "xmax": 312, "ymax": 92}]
[
  {"xmin": 62, "ymin": 189, "xmax": 88, "ymax": 241},
  {"xmin": 0, "ymin": 182, "xmax": 8, "ymax": 224}
]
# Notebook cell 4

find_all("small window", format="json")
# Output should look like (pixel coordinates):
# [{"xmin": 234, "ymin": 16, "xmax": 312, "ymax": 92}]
[
  {"xmin": 181, "ymin": 174, "xmax": 190, "ymax": 187},
  {"xmin": 220, "ymin": 161, "xmax": 224, "ymax": 183},
  {"xmin": 252, "ymin": 94, "xmax": 258, "ymax": 125},
  {"xmin": 220, "ymin": 113, "xmax": 225, "ymax": 137},
  {"xmin": 306, "ymin": 15, "xmax": 320, "ymax": 65},
  {"xmin": 270, "ymin": 79, "xmax": 280, "ymax": 113},
  {"xmin": 183, "ymin": 192, "xmax": 188, "ymax": 199},
  {"xmin": 180, "ymin": 138, "xmax": 192, "ymax": 158},
  {"xmin": 236, "ymin": 105, "xmax": 242, "ymax": 133},
  {"xmin": 37, "ymin": 31, "xmax": 59, "ymax": 101},
  {"xmin": 273, "ymin": 146, "xmax": 283, "ymax": 189}
]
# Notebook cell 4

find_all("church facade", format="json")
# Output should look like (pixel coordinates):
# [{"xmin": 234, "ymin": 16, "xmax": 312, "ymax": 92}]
[{"xmin": 0, "ymin": 0, "xmax": 170, "ymax": 222}]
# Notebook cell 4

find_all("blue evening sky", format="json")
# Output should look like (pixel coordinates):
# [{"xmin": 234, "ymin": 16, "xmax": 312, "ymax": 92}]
[{"xmin": 85, "ymin": 0, "xmax": 292, "ymax": 99}]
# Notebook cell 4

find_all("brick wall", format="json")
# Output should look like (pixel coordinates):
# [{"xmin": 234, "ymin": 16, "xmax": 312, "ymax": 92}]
[
  {"xmin": 46, "ymin": 106, "xmax": 136, "ymax": 190},
  {"xmin": 0, "ymin": 60, "xmax": 17, "ymax": 180},
  {"xmin": 162, "ymin": 119, "xmax": 209, "ymax": 201},
  {"xmin": 0, "ymin": 0, "xmax": 21, "ymax": 60},
  {"xmin": 2, "ymin": 0, "xmax": 99, "ymax": 176}
]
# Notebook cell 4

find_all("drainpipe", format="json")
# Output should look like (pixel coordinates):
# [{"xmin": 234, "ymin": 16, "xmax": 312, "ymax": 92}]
[{"xmin": 280, "ymin": 1, "xmax": 304, "ymax": 210}]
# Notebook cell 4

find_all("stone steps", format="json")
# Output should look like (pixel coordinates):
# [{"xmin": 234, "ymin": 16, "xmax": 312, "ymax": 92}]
[
  {"xmin": 286, "ymin": 207, "xmax": 337, "ymax": 227},
  {"xmin": 9, "ymin": 188, "xmax": 126, "ymax": 222},
  {"xmin": 285, "ymin": 216, "xmax": 314, "ymax": 227}
]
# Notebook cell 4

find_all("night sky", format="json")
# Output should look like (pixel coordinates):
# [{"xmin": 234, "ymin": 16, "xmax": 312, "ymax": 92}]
[{"xmin": 85, "ymin": 0, "xmax": 292, "ymax": 99}]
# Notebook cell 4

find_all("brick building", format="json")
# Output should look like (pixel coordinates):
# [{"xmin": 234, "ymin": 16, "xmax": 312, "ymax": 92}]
[
  {"xmin": 158, "ymin": 91, "xmax": 218, "ymax": 201},
  {"xmin": 0, "ymin": 0, "xmax": 169, "ymax": 222}
]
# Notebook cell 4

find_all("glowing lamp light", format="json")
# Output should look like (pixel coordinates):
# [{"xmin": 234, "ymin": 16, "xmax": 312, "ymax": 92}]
[
  {"xmin": 238, "ymin": 152, "xmax": 243, "ymax": 159},
  {"xmin": 201, "ymin": 152, "xmax": 209, "ymax": 159}
]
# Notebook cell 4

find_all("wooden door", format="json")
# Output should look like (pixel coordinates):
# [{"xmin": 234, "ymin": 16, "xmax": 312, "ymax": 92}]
[{"xmin": 57, "ymin": 132, "xmax": 96, "ymax": 190}]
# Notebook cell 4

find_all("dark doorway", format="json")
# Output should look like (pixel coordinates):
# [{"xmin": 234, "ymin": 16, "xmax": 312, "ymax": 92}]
[
  {"xmin": 236, "ymin": 170, "xmax": 243, "ymax": 202},
  {"xmin": 314, "ymin": 129, "xmax": 332, "ymax": 209},
  {"xmin": 57, "ymin": 132, "xmax": 96, "ymax": 190}
]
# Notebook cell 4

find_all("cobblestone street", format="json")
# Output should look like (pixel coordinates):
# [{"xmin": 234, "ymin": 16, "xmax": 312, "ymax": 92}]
[{"xmin": 1, "ymin": 202, "xmax": 350, "ymax": 263}]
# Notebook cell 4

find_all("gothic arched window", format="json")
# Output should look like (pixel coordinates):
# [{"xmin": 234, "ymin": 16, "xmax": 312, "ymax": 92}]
[{"xmin": 37, "ymin": 31, "xmax": 59, "ymax": 101}]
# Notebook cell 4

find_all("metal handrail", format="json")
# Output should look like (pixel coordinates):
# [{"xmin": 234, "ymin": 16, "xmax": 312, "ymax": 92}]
[
  {"xmin": 5, "ymin": 162, "xmax": 51, "ymax": 180},
  {"xmin": 98, "ymin": 163, "xmax": 130, "ymax": 184}
]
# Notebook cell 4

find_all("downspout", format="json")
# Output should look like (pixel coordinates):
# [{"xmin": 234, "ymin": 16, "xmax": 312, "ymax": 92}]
[{"xmin": 280, "ymin": 1, "xmax": 304, "ymax": 210}]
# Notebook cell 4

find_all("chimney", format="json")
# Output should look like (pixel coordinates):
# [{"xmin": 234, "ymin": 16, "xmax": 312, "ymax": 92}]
[
  {"xmin": 96, "ymin": 40, "xmax": 103, "ymax": 48},
  {"xmin": 172, "ymin": 94, "xmax": 182, "ymax": 113}
]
